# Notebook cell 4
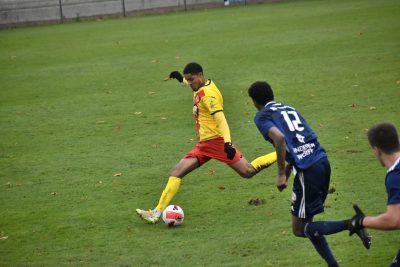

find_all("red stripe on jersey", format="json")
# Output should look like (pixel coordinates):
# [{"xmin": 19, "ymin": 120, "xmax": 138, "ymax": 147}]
[{"xmin": 194, "ymin": 90, "xmax": 206, "ymax": 140}]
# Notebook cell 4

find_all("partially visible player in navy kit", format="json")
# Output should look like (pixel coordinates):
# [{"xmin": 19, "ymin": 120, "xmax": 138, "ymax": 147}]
[
  {"xmin": 248, "ymin": 81, "xmax": 371, "ymax": 267},
  {"xmin": 349, "ymin": 123, "xmax": 400, "ymax": 266}
]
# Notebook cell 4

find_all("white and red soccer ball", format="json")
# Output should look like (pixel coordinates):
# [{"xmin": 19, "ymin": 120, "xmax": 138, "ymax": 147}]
[{"xmin": 162, "ymin": 205, "xmax": 184, "ymax": 227}]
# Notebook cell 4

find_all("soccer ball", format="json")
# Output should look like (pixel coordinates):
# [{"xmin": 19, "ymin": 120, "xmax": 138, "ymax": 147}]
[{"xmin": 162, "ymin": 205, "xmax": 184, "ymax": 227}]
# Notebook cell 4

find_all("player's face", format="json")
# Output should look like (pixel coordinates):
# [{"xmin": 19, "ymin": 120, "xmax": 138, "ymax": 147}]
[{"xmin": 184, "ymin": 73, "xmax": 205, "ymax": 91}]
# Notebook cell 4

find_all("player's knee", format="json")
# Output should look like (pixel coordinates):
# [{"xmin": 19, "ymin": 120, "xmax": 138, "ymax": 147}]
[{"xmin": 239, "ymin": 170, "xmax": 254, "ymax": 179}]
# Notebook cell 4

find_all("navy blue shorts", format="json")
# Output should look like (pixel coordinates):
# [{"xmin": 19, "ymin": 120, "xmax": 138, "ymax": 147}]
[{"xmin": 291, "ymin": 157, "xmax": 331, "ymax": 219}]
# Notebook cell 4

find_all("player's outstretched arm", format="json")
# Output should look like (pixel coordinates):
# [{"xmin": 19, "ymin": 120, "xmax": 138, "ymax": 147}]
[
  {"xmin": 214, "ymin": 111, "xmax": 236, "ymax": 160},
  {"xmin": 268, "ymin": 126, "xmax": 287, "ymax": 192},
  {"xmin": 165, "ymin": 71, "xmax": 188, "ymax": 85},
  {"xmin": 363, "ymin": 203, "xmax": 400, "ymax": 230}
]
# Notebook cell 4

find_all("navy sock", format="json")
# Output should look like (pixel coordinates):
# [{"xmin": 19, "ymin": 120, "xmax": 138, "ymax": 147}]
[
  {"xmin": 305, "ymin": 220, "xmax": 348, "ymax": 237},
  {"xmin": 309, "ymin": 235, "xmax": 338, "ymax": 266}
]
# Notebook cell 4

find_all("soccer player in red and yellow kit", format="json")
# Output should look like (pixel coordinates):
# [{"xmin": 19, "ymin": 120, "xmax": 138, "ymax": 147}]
[{"xmin": 136, "ymin": 62, "xmax": 276, "ymax": 223}]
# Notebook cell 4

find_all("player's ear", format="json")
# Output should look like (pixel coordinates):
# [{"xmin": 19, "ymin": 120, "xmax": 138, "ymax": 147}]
[{"xmin": 371, "ymin": 146, "xmax": 381, "ymax": 158}]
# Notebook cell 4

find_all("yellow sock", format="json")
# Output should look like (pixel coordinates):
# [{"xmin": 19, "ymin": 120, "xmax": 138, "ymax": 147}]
[
  {"xmin": 155, "ymin": 176, "xmax": 181, "ymax": 212},
  {"xmin": 251, "ymin": 152, "xmax": 277, "ymax": 172}
]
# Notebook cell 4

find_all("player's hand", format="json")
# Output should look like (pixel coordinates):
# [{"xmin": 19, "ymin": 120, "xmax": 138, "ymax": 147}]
[
  {"xmin": 348, "ymin": 204, "xmax": 365, "ymax": 236},
  {"xmin": 169, "ymin": 71, "xmax": 184, "ymax": 83},
  {"xmin": 276, "ymin": 174, "xmax": 288, "ymax": 192},
  {"xmin": 224, "ymin": 142, "xmax": 236, "ymax": 160}
]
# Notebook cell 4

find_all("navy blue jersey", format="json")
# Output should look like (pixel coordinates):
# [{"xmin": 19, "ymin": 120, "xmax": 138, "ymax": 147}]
[
  {"xmin": 386, "ymin": 158, "xmax": 400, "ymax": 205},
  {"xmin": 254, "ymin": 101, "xmax": 326, "ymax": 170}
]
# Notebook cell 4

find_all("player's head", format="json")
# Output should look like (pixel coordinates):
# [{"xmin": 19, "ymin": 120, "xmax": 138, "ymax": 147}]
[
  {"xmin": 367, "ymin": 122, "xmax": 400, "ymax": 166},
  {"xmin": 183, "ymin": 62, "xmax": 205, "ymax": 91},
  {"xmin": 248, "ymin": 81, "xmax": 274, "ymax": 110}
]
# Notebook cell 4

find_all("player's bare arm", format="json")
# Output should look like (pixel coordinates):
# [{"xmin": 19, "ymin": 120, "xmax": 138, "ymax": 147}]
[
  {"xmin": 363, "ymin": 204, "xmax": 400, "ymax": 230},
  {"xmin": 268, "ymin": 126, "xmax": 287, "ymax": 191}
]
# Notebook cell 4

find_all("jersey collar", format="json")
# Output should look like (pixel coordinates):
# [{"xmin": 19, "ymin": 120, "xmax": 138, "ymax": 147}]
[
  {"xmin": 265, "ymin": 101, "xmax": 276, "ymax": 107},
  {"xmin": 387, "ymin": 157, "xmax": 400, "ymax": 173}
]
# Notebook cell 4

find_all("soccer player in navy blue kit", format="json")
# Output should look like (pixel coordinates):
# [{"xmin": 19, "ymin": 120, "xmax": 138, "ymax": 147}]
[
  {"xmin": 349, "ymin": 123, "xmax": 400, "ymax": 266},
  {"xmin": 248, "ymin": 81, "xmax": 371, "ymax": 267}
]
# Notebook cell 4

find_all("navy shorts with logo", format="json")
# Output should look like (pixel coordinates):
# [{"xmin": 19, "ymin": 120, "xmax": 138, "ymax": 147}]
[{"xmin": 291, "ymin": 157, "xmax": 331, "ymax": 219}]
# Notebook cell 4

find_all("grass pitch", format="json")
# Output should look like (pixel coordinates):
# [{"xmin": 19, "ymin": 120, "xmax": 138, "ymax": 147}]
[{"xmin": 1, "ymin": 0, "xmax": 399, "ymax": 266}]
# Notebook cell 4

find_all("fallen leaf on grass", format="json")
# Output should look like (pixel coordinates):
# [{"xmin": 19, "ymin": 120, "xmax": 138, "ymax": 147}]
[
  {"xmin": 207, "ymin": 169, "xmax": 216, "ymax": 175},
  {"xmin": 134, "ymin": 112, "xmax": 142, "ymax": 115},
  {"xmin": 218, "ymin": 186, "xmax": 225, "ymax": 191},
  {"xmin": 113, "ymin": 173, "xmax": 122, "ymax": 177},
  {"xmin": 0, "ymin": 236, "xmax": 8, "ymax": 240},
  {"xmin": 50, "ymin": 192, "xmax": 57, "ymax": 196},
  {"xmin": 369, "ymin": 106, "xmax": 377, "ymax": 110}
]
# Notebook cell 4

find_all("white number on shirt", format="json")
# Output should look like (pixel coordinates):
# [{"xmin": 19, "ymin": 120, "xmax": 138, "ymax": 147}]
[{"xmin": 281, "ymin": 111, "xmax": 304, "ymax": 132}]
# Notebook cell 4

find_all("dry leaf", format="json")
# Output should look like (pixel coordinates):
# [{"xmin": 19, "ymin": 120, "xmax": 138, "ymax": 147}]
[
  {"xmin": 0, "ymin": 236, "xmax": 8, "ymax": 240},
  {"xmin": 369, "ymin": 106, "xmax": 377, "ymax": 110},
  {"xmin": 218, "ymin": 186, "xmax": 225, "ymax": 191},
  {"xmin": 113, "ymin": 173, "xmax": 122, "ymax": 177},
  {"xmin": 50, "ymin": 192, "xmax": 57, "ymax": 196},
  {"xmin": 134, "ymin": 112, "xmax": 142, "ymax": 115},
  {"xmin": 207, "ymin": 169, "xmax": 216, "ymax": 175}
]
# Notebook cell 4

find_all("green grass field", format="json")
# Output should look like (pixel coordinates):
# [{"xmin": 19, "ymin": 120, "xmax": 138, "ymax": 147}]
[{"xmin": 1, "ymin": 0, "xmax": 399, "ymax": 265}]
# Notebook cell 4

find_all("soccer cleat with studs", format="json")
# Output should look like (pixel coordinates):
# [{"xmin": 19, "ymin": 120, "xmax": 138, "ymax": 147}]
[{"xmin": 136, "ymin": 209, "xmax": 160, "ymax": 224}]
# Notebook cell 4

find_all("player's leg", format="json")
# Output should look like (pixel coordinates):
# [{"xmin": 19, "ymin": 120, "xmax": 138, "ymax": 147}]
[
  {"xmin": 229, "ymin": 152, "xmax": 277, "ymax": 178},
  {"xmin": 156, "ymin": 157, "xmax": 201, "ymax": 212},
  {"xmin": 292, "ymin": 215, "xmax": 339, "ymax": 267},
  {"xmin": 136, "ymin": 157, "xmax": 200, "ymax": 224},
  {"xmin": 229, "ymin": 156, "xmax": 257, "ymax": 178},
  {"xmin": 291, "ymin": 159, "xmax": 340, "ymax": 267}
]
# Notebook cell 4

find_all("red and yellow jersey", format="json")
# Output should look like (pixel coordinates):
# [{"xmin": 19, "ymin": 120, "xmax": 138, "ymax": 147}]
[{"xmin": 193, "ymin": 80, "xmax": 224, "ymax": 142}]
